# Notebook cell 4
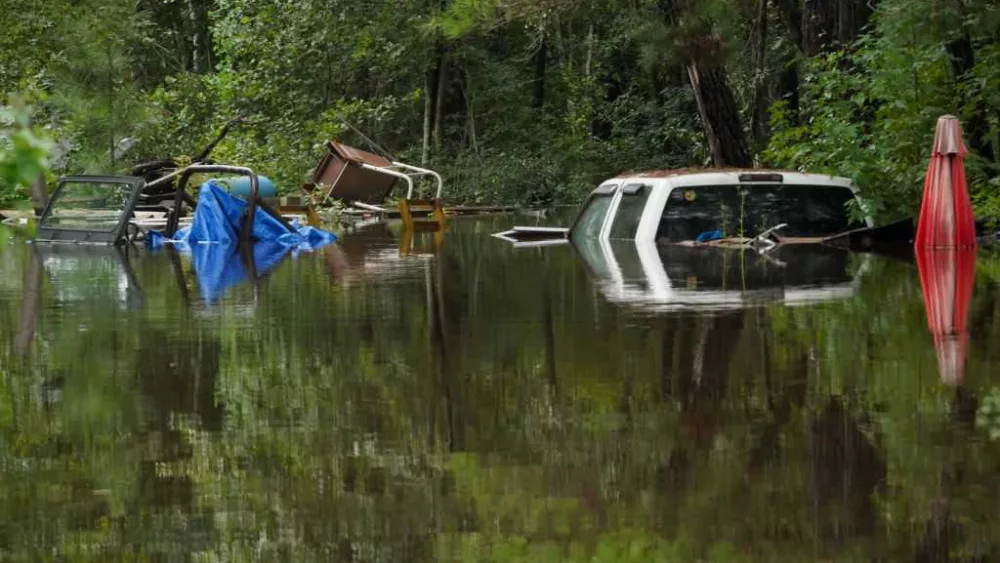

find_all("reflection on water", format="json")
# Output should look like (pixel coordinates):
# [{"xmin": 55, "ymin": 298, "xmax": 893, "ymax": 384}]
[
  {"xmin": 576, "ymin": 238, "xmax": 864, "ymax": 312},
  {"xmin": 2, "ymin": 217, "xmax": 1000, "ymax": 561}
]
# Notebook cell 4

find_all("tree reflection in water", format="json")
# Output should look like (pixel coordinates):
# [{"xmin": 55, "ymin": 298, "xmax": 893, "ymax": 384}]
[{"xmin": 1, "ymin": 218, "xmax": 999, "ymax": 561}]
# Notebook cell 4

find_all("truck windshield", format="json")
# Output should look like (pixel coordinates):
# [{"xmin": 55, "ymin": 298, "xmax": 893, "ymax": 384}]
[
  {"xmin": 40, "ymin": 180, "xmax": 136, "ymax": 233},
  {"xmin": 656, "ymin": 185, "xmax": 860, "ymax": 242},
  {"xmin": 571, "ymin": 189, "xmax": 616, "ymax": 242}
]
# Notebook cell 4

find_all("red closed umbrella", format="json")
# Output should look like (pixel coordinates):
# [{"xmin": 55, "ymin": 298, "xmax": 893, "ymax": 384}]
[
  {"xmin": 916, "ymin": 248, "xmax": 975, "ymax": 385},
  {"xmin": 915, "ymin": 116, "xmax": 976, "ymax": 248}
]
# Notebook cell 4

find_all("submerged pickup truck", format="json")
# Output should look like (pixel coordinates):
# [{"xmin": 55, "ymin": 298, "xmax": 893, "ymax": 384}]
[
  {"xmin": 496, "ymin": 169, "xmax": 876, "ymax": 247},
  {"xmin": 494, "ymin": 169, "xmax": 892, "ymax": 311},
  {"xmin": 569, "ymin": 169, "xmax": 872, "ymax": 244}
]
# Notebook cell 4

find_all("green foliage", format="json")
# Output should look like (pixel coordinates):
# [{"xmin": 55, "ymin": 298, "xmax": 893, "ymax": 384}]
[
  {"xmin": 50, "ymin": 0, "xmax": 151, "ymax": 173},
  {"xmin": 0, "ymin": 105, "xmax": 51, "ymax": 204},
  {"xmin": 436, "ymin": 0, "xmax": 501, "ymax": 38},
  {"xmin": 765, "ymin": 0, "xmax": 1000, "ymax": 222},
  {"xmin": 2, "ymin": 0, "xmax": 1000, "ymax": 211},
  {"xmin": 977, "ymin": 388, "xmax": 1000, "ymax": 441},
  {"xmin": 0, "ymin": 0, "xmax": 62, "ymax": 88}
]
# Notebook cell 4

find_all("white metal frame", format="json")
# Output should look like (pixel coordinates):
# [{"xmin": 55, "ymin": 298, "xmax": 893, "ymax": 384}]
[
  {"xmin": 635, "ymin": 179, "xmax": 671, "ymax": 244},
  {"xmin": 359, "ymin": 161, "xmax": 443, "ymax": 200},
  {"xmin": 598, "ymin": 187, "xmax": 624, "ymax": 240},
  {"xmin": 360, "ymin": 164, "xmax": 413, "ymax": 199}
]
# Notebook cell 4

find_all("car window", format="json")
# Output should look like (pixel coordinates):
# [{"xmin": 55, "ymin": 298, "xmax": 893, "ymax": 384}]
[
  {"xmin": 608, "ymin": 183, "xmax": 651, "ymax": 240},
  {"xmin": 571, "ymin": 189, "xmax": 616, "ymax": 242},
  {"xmin": 744, "ymin": 185, "xmax": 858, "ymax": 236},
  {"xmin": 656, "ymin": 186, "xmax": 742, "ymax": 242},
  {"xmin": 656, "ymin": 184, "xmax": 859, "ymax": 242},
  {"xmin": 40, "ymin": 181, "xmax": 136, "ymax": 233}
]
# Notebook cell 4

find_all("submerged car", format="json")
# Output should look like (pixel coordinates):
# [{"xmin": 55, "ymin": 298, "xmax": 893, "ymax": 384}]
[
  {"xmin": 496, "ymin": 169, "xmax": 873, "ymax": 245},
  {"xmin": 495, "ymin": 169, "xmax": 878, "ymax": 311},
  {"xmin": 572, "ymin": 169, "xmax": 871, "ymax": 244}
]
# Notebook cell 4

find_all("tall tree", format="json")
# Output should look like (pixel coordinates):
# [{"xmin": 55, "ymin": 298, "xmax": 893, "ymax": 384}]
[
  {"xmin": 50, "ymin": 0, "xmax": 147, "ymax": 171},
  {"xmin": 750, "ymin": 0, "xmax": 770, "ymax": 148},
  {"xmin": 658, "ymin": 0, "xmax": 752, "ymax": 167},
  {"xmin": 944, "ymin": 0, "xmax": 996, "ymax": 174},
  {"xmin": 802, "ymin": 0, "xmax": 875, "ymax": 55}
]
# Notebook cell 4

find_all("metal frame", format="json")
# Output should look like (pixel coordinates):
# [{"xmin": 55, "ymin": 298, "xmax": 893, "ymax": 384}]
[
  {"xmin": 390, "ymin": 162, "xmax": 443, "ymax": 200},
  {"xmin": 359, "ymin": 164, "xmax": 413, "ymax": 201},
  {"xmin": 164, "ymin": 165, "xmax": 295, "ymax": 248},
  {"xmin": 36, "ymin": 175, "xmax": 145, "ymax": 245},
  {"xmin": 356, "ymin": 161, "xmax": 444, "ymax": 200},
  {"xmin": 606, "ymin": 182, "xmax": 652, "ymax": 241},
  {"xmin": 635, "ymin": 179, "xmax": 671, "ymax": 244}
]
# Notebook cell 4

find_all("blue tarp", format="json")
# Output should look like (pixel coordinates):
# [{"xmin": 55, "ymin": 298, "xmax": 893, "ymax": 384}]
[
  {"xmin": 147, "ymin": 180, "xmax": 336, "ymax": 302},
  {"xmin": 696, "ymin": 229, "xmax": 725, "ymax": 242}
]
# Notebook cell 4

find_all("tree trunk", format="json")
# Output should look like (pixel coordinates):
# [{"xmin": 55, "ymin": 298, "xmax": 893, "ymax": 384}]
[
  {"xmin": 687, "ymin": 63, "xmax": 753, "ymax": 168},
  {"xmin": 584, "ymin": 23, "xmax": 595, "ymax": 77},
  {"xmin": 658, "ymin": 0, "xmax": 752, "ymax": 167},
  {"xmin": 776, "ymin": 0, "xmax": 873, "ymax": 126},
  {"xmin": 422, "ymin": 67, "xmax": 434, "ymax": 166},
  {"xmin": 29, "ymin": 175, "xmax": 47, "ymax": 216},
  {"xmin": 802, "ymin": 0, "xmax": 874, "ymax": 55},
  {"xmin": 777, "ymin": 59, "xmax": 801, "ymax": 120},
  {"xmin": 187, "ymin": 0, "xmax": 201, "ymax": 72},
  {"xmin": 836, "ymin": 0, "xmax": 875, "ymax": 47},
  {"xmin": 774, "ymin": 0, "xmax": 803, "ymax": 124},
  {"xmin": 802, "ymin": 0, "xmax": 837, "ymax": 55},
  {"xmin": 184, "ymin": 0, "xmax": 214, "ymax": 73},
  {"xmin": 947, "ymin": 29, "xmax": 996, "ymax": 174},
  {"xmin": 433, "ymin": 51, "xmax": 448, "ymax": 153},
  {"xmin": 775, "ymin": 0, "xmax": 804, "ymax": 49},
  {"xmin": 750, "ymin": 0, "xmax": 770, "ymax": 150},
  {"xmin": 462, "ymin": 69, "xmax": 481, "ymax": 161},
  {"xmin": 532, "ymin": 25, "xmax": 547, "ymax": 109},
  {"xmin": 106, "ymin": 42, "xmax": 116, "ymax": 170}
]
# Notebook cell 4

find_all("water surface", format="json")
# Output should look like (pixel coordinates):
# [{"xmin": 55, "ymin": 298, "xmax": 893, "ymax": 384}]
[{"xmin": 2, "ymin": 216, "xmax": 1000, "ymax": 562}]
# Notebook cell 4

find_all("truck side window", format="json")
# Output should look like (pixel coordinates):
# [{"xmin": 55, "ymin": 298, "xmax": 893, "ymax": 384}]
[
  {"xmin": 656, "ymin": 186, "xmax": 741, "ymax": 242},
  {"xmin": 608, "ymin": 184, "xmax": 651, "ymax": 240},
  {"xmin": 656, "ymin": 185, "xmax": 860, "ymax": 242}
]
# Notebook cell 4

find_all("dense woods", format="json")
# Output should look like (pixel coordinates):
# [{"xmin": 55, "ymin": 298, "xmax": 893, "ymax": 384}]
[{"xmin": 2, "ymin": 0, "xmax": 999, "ymax": 217}]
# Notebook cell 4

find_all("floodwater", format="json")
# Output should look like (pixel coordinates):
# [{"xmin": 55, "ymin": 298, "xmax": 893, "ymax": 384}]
[{"xmin": 1, "ymin": 215, "xmax": 1000, "ymax": 562}]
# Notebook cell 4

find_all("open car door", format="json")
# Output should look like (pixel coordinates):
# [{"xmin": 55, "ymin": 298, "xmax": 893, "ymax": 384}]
[{"xmin": 36, "ymin": 176, "xmax": 145, "ymax": 244}]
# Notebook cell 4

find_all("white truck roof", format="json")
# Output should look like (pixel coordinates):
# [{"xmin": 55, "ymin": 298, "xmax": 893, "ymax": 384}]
[
  {"xmin": 610, "ymin": 169, "xmax": 855, "ymax": 190},
  {"xmin": 577, "ymin": 169, "xmax": 869, "ymax": 243}
]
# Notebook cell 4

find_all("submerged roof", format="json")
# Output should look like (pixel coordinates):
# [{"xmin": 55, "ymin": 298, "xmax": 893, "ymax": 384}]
[{"xmin": 612, "ymin": 167, "xmax": 852, "ymax": 185}]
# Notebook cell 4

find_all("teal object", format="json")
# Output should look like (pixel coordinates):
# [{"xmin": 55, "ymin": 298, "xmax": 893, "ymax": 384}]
[{"xmin": 212, "ymin": 175, "xmax": 278, "ymax": 199}]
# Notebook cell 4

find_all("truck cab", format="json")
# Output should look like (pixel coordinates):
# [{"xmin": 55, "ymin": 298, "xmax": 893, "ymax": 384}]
[{"xmin": 569, "ymin": 169, "xmax": 871, "ymax": 244}]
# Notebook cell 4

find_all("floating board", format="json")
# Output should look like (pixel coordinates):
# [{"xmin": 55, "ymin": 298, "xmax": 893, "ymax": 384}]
[{"xmin": 493, "ymin": 226, "xmax": 569, "ymax": 247}]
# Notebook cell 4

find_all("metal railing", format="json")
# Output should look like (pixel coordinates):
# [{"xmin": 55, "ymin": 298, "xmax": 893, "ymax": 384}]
[
  {"xmin": 164, "ymin": 164, "xmax": 294, "ymax": 248},
  {"xmin": 358, "ymin": 162, "xmax": 444, "ymax": 200}
]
